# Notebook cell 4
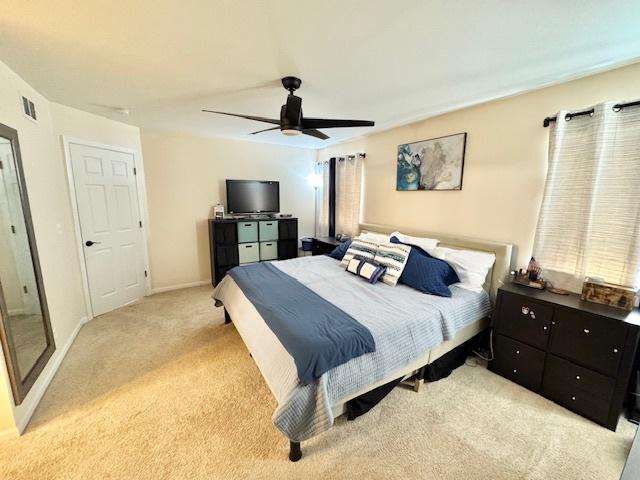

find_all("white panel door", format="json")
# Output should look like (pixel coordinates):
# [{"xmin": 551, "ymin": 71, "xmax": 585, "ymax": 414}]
[{"xmin": 69, "ymin": 143, "xmax": 146, "ymax": 316}]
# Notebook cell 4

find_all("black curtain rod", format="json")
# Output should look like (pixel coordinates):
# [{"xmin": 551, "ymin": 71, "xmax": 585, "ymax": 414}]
[{"xmin": 543, "ymin": 99, "xmax": 640, "ymax": 127}]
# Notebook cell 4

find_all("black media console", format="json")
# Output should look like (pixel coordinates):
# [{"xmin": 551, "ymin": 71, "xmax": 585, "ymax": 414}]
[{"xmin": 208, "ymin": 217, "xmax": 298, "ymax": 285}]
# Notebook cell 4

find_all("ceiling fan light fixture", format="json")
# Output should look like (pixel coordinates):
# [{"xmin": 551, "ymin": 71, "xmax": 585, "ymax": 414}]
[{"xmin": 281, "ymin": 128, "xmax": 301, "ymax": 136}]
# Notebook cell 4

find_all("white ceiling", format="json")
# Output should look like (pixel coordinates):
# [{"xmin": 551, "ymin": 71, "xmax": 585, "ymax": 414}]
[{"xmin": 1, "ymin": 1, "xmax": 640, "ymax": 149}]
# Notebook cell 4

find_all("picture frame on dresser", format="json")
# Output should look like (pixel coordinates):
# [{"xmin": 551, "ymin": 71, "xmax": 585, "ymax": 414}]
[{"xmin": 490, "ymin": 282, "xmax": 640, "ymax": 431}]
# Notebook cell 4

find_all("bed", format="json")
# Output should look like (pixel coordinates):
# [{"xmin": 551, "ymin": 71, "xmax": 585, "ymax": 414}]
[{"xmin": 212, "ymin": 222, "xmax": 513, "ymax": 461}]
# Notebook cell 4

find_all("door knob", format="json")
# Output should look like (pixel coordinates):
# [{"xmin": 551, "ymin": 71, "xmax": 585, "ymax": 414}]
[{"xmin": 85, "ymin": 240, "xmax": 101, "ymax": 247}]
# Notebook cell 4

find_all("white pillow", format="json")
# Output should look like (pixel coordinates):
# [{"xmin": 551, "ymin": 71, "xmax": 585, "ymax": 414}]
[
  {"xmin": 432, "ymin": 246, "xmax": 495, "ymax": 292},
  {"xmin": 359, "ymin": 231, "xmax": 390, "ymax": 244},
  {"xmin": 390, "ymin": 231, "xmax": 439, "ymax": 255}
]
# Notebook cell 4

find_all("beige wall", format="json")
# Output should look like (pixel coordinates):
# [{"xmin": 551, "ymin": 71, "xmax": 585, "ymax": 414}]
[
  {"xmin": 0, "ymin": 60, "xmax": 145, "ymax": 437},
  {"xmin": 0, "ymin": 59, "xmax": 85, "ymax": 435},
  {"xmin": 141, "ymin": 131, "xmax": 316, "ymax": 291},
  {"xmin": 319, "ymin": 62, "xmax": 640, "ymax": 269}
]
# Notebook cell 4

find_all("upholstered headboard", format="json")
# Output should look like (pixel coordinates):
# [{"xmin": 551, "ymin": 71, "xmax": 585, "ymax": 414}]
[{"xmin": 359, "ymin": 223, "xmax": 513, "ymax": 304}]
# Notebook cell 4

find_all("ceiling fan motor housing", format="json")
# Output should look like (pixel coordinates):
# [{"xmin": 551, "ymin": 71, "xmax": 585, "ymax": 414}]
[{"xmin": 280, "ymin": 94, "xmax": 303, "ymax": 133}]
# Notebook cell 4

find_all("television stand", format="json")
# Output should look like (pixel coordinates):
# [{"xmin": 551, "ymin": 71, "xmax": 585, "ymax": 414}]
[{"xmin": 208, "ymin": 217, "xmax": 299, "ymax": 285}]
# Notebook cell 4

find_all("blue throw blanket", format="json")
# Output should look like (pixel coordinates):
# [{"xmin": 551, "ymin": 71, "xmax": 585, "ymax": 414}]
[{"xmin": 228, "ymin": 262, "xmax": 376, "ymax": 385}]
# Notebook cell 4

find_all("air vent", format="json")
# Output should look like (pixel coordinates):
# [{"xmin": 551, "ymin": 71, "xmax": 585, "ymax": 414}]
[{"xmin": 21, "ymin": 96, "xmax": 37, "ymax": 121}]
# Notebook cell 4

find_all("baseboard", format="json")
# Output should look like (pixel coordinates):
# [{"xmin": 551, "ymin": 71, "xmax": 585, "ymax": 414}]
[
  {"xmin": 14, "ymin": 315, "xmax": 89, "ymax": 434},
  {"xmin": 0, "ymin": 426, "xmax": 18, "ymax": 441},
  {"xmin": 151, "ymin": 280, "xmax": 210, "ymax": 294}
]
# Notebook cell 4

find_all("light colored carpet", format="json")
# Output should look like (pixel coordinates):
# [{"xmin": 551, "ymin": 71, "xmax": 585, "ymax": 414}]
[{"xmin": 0, "ymin": 285, "xmax": 635, "ymax": 479}]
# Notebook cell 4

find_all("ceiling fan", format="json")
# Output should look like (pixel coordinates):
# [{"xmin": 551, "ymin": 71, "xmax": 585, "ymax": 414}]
[{"xmin": 202, "ymin": 76, "xmax": 374, "ymax": 140}]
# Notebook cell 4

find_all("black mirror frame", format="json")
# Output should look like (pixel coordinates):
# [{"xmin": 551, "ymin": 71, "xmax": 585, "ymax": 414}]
[{"xmin": 0, "ymin": 122, "xmax": 56, "ymax": 405}]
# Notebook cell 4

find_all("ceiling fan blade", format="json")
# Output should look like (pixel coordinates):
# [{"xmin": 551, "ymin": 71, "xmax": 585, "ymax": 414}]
[
  {"xmin": 202, "ymin": 110, "xmax": 280, "ymax": 125},
  {"xmin": 302, "ymin": 118, "xmax": 375, "ymax": 129},
  {"xmin": 302, "ymin": 129, "xmax": 330, "ymax": 140},
  {"xmin": 249, "ymin": 126, "xmax": 280, "ymax": 135}
]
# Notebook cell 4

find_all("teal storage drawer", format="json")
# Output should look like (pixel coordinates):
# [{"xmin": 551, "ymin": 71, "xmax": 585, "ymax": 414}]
[
  {"xmin": 238, "ymin": 242, "xmax": 260, "ymax": 264},
  {"xmin": 260, "ymin": 241, "xmax": 278, "ymax": 261},
  {"xmin": 259, "ymin": 220, "xmax": 279, "ymax": 241},
  {"xmin": 237, "ymin": 221, "xmax": 258, "ymax": 243}
]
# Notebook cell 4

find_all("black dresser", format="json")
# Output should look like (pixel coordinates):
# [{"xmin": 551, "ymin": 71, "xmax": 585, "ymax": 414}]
[
  {"xmin": 311, "ymin": 236, "xmax": 342, "ymax": 256},
  {"xmin": 490, "ymin": 283, "xmax": 640, "ymax": 430},
  {"xmin": 208, "ymin": 217, "xmax": 298, "ymax": 285}
]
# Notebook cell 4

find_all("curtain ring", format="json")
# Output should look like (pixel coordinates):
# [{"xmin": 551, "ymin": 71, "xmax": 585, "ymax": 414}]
[
  {"xmin": 612, "ymin": 105, "xmax": 622, "ymax": 112},
  {"xmin": 564, "ymin": 113, "xmax": 572, "ymax": 122}
]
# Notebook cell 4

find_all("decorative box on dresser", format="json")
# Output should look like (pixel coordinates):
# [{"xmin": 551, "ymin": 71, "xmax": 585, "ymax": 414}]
[
  {"xmin": 208, "ymin": 217, "xmax": 298, "ymax": 285},
  {"xmin": 490, "ymin": 283, "xmax": 640, "ymax": 431}
]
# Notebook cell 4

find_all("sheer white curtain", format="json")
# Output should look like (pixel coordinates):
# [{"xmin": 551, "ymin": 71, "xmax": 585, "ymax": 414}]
[
  {"xmin": 533, "ymin": 101, "xmax": 640, "ymax": 291},
  {"xmin": 335, "ymin": 154, "xmax": 363, "ymax": 238},
  {"xmin": 316, "ymin": 160, "xmax": 330, "ymax": 237}
]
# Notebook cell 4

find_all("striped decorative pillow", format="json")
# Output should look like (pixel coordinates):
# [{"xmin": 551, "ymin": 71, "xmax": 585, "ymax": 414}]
[
  {"xmin": 374, "ymin": 242, "xmax": 412, "ymax": 286},
  {"xmin": 346, "ymin": 258, "xmax": 387, "ymax": 284},
  {"xmin": 339, "ymin": 237, "xmax": 379, "ymax": 268}
]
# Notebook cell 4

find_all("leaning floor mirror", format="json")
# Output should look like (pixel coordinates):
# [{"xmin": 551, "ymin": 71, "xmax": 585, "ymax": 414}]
[{"xmin": 0, "ymin": 122, "xmax": 55, "ymax": 405}]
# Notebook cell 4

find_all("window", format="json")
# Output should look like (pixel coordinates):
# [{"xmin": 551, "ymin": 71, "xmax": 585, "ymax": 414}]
[{"xmin": 533, "ymin": 101, "xmax": 640, "ymax": 291}]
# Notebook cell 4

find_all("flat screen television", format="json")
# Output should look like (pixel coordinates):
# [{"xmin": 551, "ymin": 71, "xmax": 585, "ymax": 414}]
[{"xmin": 226, "ymin": 180, "xmax": 280, "ymax": 214}]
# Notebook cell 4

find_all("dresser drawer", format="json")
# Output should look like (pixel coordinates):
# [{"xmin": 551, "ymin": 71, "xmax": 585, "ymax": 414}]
[
  {"xmin": 259, "ymin": 221, "xmax": 279, "ymax": 241},
  {"xmin": 543, "ymin": 354, "xmax": 614, "ymax": 425},
  {"xmin": 237, "ymin": 222, "xmax": 258, "ymax": 243},
  {"xmin": 259, "ymin": 241, "xmax": 278, "ymax": 261},
  {"xmin": 495, "ymin": 292, "xmax": 553, "ymax": 350},
  {"xmin": 550, "ymin": 307, "xmax": 627, "ymax": 377},
  {"xmin": 238, "ymin": 242, "xmax": 260, "ymax": 264},
  {"xmin": 491, "ymin": 334, "xmax": 546, "ymax": 392}
]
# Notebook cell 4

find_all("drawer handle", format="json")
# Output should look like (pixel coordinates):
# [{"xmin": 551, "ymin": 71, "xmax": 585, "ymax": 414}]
[
  {"xmin": 613, "ymin": 348, "xmax": 619, "ymax": 354},
  {"xmin": 543, "ymin": 326, "xmax": 548, "ymax": 331},
  {"xmin": 515, "ymin": 350, "xmax": 520, "ymax": 355},
  {"xmin": 583, "ymin": 329, "xmax": 590, "ymax": 334},
  {"xmin": 246, "ymin": 245, "xmax": 253, "ymax": 248},
  {"xmin": 266, "ymin": 223, "xmax": 273, "ymax": 226},
  {"xmin": 266, "ymin": 243, "xmax": 272, "ymax": 246},
  {"xmin": 244, "ymin": 224, "xmax": 252, "ymax": 226},
  {"xmin": 571, "ymin": 396, "xmax": 576, "ymax": 401},
  {"xmin": 521, "ymin": 306, "xmax": 536, "ymax": 319},
  {"xmin": 513, "ymin": 369, "xmax": 517, "ymax": 373},
  {"xmin": 576, "ymin": 375, "xmax": 580, "ymax": 380}
]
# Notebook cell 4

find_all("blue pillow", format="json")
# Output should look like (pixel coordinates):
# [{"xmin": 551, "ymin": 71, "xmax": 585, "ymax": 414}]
[
  {"xmin": 328, "ymin": 240, "xmax": 352, "ymax": 260},
  {"xmin": 390, "ymin": 236, "xmax": 459, "ymax": 297}
]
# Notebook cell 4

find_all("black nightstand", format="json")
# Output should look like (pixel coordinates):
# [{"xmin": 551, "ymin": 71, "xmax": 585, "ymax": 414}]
[
  {"xmin": 490, "ymin": 283, "xmax": 640, "ymax": 431},
  {"xmin": 311, "ymin": 236, "xmax": 343, "ymax": 256}
]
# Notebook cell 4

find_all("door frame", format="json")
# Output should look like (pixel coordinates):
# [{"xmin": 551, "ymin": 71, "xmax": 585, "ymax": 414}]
[{"xmin": 61, "ymin": 136, "xmax": 152, "ymax": 320}]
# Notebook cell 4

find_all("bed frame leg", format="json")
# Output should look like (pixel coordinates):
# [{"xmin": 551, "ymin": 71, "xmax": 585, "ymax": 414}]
[
  {"xmin": 289, "ymin": 441, "xmax": 302, "ymax": 462},
  {"xmin": 224, "ymin": 308, "xmax": 232, "ymax": 324},
  {"xmin": 413, "ymin": 366, "xmax": 425, "ymax": 392}
]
